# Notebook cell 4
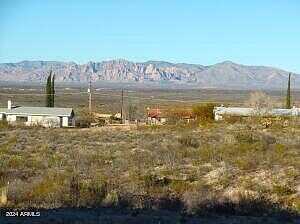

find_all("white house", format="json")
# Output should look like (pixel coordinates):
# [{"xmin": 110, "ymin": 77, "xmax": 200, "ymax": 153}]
[
  {"xmin": 0, "ymin": 100, "xmax": 75, "ymax": 128},
  {"xmin": 213, "ymin": 105, "xmax": 300, "ymax": 121}
]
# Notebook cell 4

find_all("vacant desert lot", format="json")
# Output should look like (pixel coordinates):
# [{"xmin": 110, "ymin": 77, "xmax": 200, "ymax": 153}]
[{"xmin": 0, "ymin": 119, "xmax": 299, "ymax": 223}]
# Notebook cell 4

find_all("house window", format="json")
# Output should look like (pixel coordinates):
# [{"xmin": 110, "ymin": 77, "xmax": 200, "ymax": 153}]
[
  {"xmin": 16, "ymin": 116, "xmax": 28, "ymax": 122},
  {"xmin": 0, "ymin": 114, "xmax": 6, "ymax": 120},
  {"xmin": 68, "ymin": 117, "xmax": 73, "ymax": 126}
]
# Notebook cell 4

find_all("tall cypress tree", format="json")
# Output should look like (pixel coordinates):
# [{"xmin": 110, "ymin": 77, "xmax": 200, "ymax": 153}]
[
  {"xmin": 286, "ymin": 73, "xmax": 291, "ymax": 109},
  {"xmin": 51, "ymin": 74, "xmax": 55, "ymax": 107},
  {"xmin": 46, "ymin": 71, "xmax": 52, "ymax": 107}
]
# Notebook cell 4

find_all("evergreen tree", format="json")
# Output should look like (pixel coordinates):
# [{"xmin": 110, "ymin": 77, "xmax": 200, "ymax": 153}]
[
  {"xmin": 45, "ymin": 71, "xmax": 52, "ymax": 107},
  {"xmin": 286, "ymin": 73, "xmax": 291, "ymax": 109},
  {"xmin": 51, "ymin": 74, "xmax": 55, "ymax": 107}
]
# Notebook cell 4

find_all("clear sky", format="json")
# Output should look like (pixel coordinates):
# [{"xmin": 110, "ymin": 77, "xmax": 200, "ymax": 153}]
[{"xmin": 0, "ymin": 0, "xmax": 300, "ymax": 73}]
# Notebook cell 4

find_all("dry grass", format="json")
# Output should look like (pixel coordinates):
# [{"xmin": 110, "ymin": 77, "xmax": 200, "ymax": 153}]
[{"xmin": 0, "ymin": 119, "xmax": 299, "ymax": 221}]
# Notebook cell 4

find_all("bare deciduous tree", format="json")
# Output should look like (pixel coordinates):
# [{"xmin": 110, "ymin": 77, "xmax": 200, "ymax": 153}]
[{"xmin": 246, "ymin": 91, "xmax": 275, "ymax": 115}]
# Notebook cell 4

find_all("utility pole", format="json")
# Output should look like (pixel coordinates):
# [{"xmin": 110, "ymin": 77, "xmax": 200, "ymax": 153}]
[
  {"xmin": 286, "ymin": 73, "xmax": 292, "ymax": 109},
  {"xmin": 88, "ymin": 76, "xmax": 92, "ymax": 114},
  {"xmin": 121, "ymin": 88, "xmax": 124, "ymax": 124}
]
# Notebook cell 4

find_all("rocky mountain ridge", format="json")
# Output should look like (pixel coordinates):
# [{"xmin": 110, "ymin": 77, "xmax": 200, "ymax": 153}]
[{"xmin": 0, "ymin": 59, "xmax": 299, "ymax": 88}]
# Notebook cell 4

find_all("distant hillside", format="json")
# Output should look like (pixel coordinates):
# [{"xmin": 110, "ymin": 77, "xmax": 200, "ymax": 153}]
[{"xmin": 0, "ymin": 59, "xmax": 299, "ymax": 89}]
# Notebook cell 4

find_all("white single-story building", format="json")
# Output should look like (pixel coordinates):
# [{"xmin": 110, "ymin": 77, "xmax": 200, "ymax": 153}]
[
  {"xmin": 213, "ymin": 105, "xmax": 300, "ymax": 121},
  {"xmin": 0, "ymin": 100, "xmax": 75, "ymax": 128}
]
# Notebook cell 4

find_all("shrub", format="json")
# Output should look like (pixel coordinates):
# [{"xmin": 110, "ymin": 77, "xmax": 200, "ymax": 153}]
[
  {"xmin": 170, "ymin": 180, "xmax": 190, "ymax": 195},
  {"xmin": 246, "ymin": 91, "xmax": 275, "ymax": 115},
  {"xmin": 294, "ymin": 197, "xmax": 300, "ymax": 213},
  {"xmin": 198, "ymin": 146, "xmax": 219, "ymax": 163},
  {"xmin": 223, "ymin": 115, "xmax": 242, "ymax": 124},
  {"xmin": 178, "ymin": 134, "xmax": 199, "ymax": 148},
  {"xmin": 75, "ymin": 109, "xmax": 94, "ymax": 128},
  {"xmin": 69, "ymin": 175, "xmax": 80, "ymax": 207},
  {"xmin": 75, "ymin": 118, "xmax": 91, "ymax": 128},
  {"xmin": 234, "ymin": 156, "xmax": 257, "ymax": 170},
  {"xmin": 234, "ymin": 132, "xmax": 256, "ymax": 144},
  {"xmin": 102, "ymin": 190, "xmax": 119, "ymax": 207},
  {"xmin": 96, "ymin": 118, "xmax": 106, "ymax": 126},
  {"xmin": 192, "ymin": 103, "xmax": 215, "ymax": 123},
  {"xmin": 29, "ymin": 173, "xmax": 68, "ymax": 206},
  {"xmin": 182, "ymin": 185, "xmax": 214, "ymax": 214},
  {"xmin": 273, "ymin": 185, "xmax": 296, "ymax": 196},
  {"xmin": 79, "ymin": 178, "xmax": 108, "ymax": 206},
  {"xmin": 7, "ymin": 155, "xmax": 23, "ymax": 169},
  {"xmin": 0, "ymin": 120, "xmax": 9, "ymax": 129},
  {"xmin": 143, "ymin": 173, "xmax": 170, "ymax": 188}
]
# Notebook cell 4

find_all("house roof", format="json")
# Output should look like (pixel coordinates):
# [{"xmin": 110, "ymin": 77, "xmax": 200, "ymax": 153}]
[
  {"xmin": 5, "ymin": 107, "xmax": 74, "ymax": 117},
  {"xmin": 214, "ymin": 107, "xmax": 254, "ymax": 116},
  {"xmin": 147, "ymin": 109, "xmax": 165, "ymax": 118}
]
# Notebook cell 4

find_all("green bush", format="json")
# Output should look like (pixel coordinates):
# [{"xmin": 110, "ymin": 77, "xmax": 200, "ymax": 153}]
[
  {"xmin": 273, "ymin": 185, "xmax": 296, "ymax": 196},
  {"xmin": 30, "ymin": 173, "xmax": 68, "ymax": 206},
  {"xmin": 0, "ymin": 120, "xmax": 9, "ymax": 129},
  {"xmin": 80, "ymin": 178, "xmax": 108, "ymax": 206},
  {"xmin": 143, "ymin": 173, "xmax": 170, "ymax": 188},
  {"xmin": 75, "ymin": 109, "xmax": 94, "ymax": 128},
  {"xmin": 234, "ymin": 132, "xmax": 256, "ymax": 144},
  {"xmin": 192, "ymin": 103, "xmax": 215, "ymax": 123},
  {"xmin": 223, "ymin": 115, "xmax": 242, "ymax": 124}
]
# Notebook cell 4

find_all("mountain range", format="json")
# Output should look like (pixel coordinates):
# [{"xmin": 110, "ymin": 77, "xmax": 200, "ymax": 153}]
[{"xmin": 0, "ymin": 59, "xmax": 299, "ymax": 89}]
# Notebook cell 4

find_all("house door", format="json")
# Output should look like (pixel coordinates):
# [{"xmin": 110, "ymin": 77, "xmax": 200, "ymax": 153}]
[{"xmin": 59, "ymin": 117, "xmax": 63, "ymax": 127}]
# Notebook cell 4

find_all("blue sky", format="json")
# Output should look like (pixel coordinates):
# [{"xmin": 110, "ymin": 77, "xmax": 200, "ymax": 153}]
[{"xmin": 0, "ymin": 0, "xmax": 300, "ymax": 73}]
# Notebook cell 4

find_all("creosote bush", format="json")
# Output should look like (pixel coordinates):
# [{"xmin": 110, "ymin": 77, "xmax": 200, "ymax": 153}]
[
  {"xmin": 178, "ymin": 134, "xmax": 199, "ymax": 148},
  {"xmin": 0, "ymin": 120, "xmax": 9, "ymax": 129},
  {"xmin": 192, "ymin": 103, "xmax": 215, "ymax": 123},
  {"xmin": 75, "ymin": 109, "xmax": 94, "ymax": 128}
]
